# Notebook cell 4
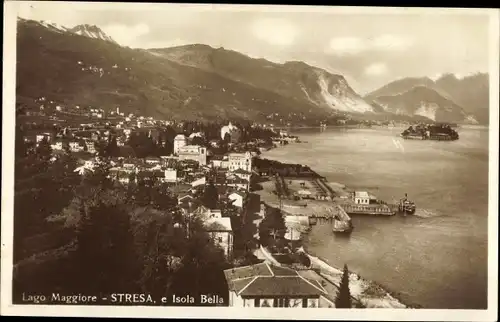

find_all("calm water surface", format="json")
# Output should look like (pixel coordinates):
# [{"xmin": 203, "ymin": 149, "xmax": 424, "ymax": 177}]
[{"xmin": 262, "ymin": 126, "xmax": 489, "ymax": 309}]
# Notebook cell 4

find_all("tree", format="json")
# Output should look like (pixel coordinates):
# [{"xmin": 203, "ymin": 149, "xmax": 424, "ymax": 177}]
[
  {"xmin": 105, "ymin": 136, "xmax": 120, "ymax": 157},
  {"xmin": 95, "ymin": 140, "xmax": 107, "ymax": 156},
  {"xmin": 34, "ymin": 137, "xmax": 52, "ymax": 163},
  {"xmin": 73, "ymin": 198, "xmax": 139, "ymax": 295},
  {"xmin": 128, "ymin": 132, "xmax": 156, "ymax": 158},
  {"xmin": 15, "ymin": 124, "xmax": 29, "ymax": 158},
  {"xmin": 150, "ymin": 183, "xmax": 177, "ymax": 211},
  {"xmin": 202, "ymin": 180, "xmax": 218, "ymax": 209},
  {"xmin": 132, "ymin": 207, "xmax": 185, "ymax": 298},
  {"xmin": 191, "ymin": 136, "xmax": 206, "ymax": 147},
  {"xmin": 14, "ymin": 148, "xmax": 80, "ymax": 262},
  {"xmin": 169, "ymin": 215, "xmax": 229, "ymax": 305},
  {"xmin": 335, "ymin": 264, "xmax": 352, "ymax": 308},
  {"xmin": 258, "ymin": 207, "xmax": 286, "ymax": 246}
]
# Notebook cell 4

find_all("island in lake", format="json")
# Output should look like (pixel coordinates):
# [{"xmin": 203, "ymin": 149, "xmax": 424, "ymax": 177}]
[{"xmin": 401, "ymin": 123, "xmax": 459, "ymax": 141}]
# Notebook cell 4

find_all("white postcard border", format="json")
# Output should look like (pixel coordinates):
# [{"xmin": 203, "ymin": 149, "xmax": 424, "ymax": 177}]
[{"xmin": 2, "ymin": 2, "xmax": 499, "ymax": 321}]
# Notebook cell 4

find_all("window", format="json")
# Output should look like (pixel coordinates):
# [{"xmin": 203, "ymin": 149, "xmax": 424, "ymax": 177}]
[
  {"xmin": 289, "ymin": 298, "xmax": 302, "ymax": 308},
  {"xmin": 274, "ymin": 298, "xmax": 288, "ymax": 307},
  {"xmin": 218, "ymin": 237, "xmax": 223, "ymax": 243}
]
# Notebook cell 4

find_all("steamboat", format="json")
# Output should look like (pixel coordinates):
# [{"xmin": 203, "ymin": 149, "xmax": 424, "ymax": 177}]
[{"xmin": 398, "ymin": 193, "xmax": 416, "ymax": 215}]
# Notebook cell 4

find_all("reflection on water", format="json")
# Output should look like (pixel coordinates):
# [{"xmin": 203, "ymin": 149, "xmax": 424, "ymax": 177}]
[{"xmin": 263, "ymin": 126, "xmax": 489, "ymax": 309}]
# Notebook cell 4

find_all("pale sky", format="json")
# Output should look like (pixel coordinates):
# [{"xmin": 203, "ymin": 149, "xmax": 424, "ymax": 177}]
[{"xmin": 16, "ymin": 2, "xmax": 492, "ymax": 94}]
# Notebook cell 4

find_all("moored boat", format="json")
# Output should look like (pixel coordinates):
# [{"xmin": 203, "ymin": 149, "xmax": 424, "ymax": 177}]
[
  {"xmin": 332, "ymin": 205, "xmax": 353, "ymax": 233},
  {"xmin": 332, "ymin": 218, "xmax": 353, "ymax": 234}
]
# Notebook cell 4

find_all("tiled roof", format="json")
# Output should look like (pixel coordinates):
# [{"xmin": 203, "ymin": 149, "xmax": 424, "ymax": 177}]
[
  {"xmin": 229, "ymin": 191, "xmax": 246, "ymax": 198},
  {"xmin": 223, "ymin": 263, "xmax": 326, "ymax": 297},
  {"xmin": 232, "ymin": 168, "xmax": 251, "ymax": 175},
  {"xmin": 239, "ymin": 276, "xmax": 324, "ymax": 297},
  {"xmin": 178, "ymin": 194, "xmax": 194, "ymax": 201},
  {"xmin": 354, "ymin": 191, "xmax": 369, "ymax": 198}
]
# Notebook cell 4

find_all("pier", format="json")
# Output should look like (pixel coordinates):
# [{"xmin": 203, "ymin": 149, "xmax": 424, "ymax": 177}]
[
  {"xmin": 340, "ymin": 203, "xmax": 396, "ymax": 216},
  {"xmin": 283, "ymin": 204, "xmax": 352, "ymax": 230}
]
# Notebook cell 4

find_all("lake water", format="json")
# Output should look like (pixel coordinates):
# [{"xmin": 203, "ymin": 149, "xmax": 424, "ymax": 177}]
[{"xmin": 262, "ymin": 126, "xmax": 489, "ymax": 309}]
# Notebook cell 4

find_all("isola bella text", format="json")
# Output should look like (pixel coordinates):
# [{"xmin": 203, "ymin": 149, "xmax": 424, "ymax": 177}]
[{"xmin": 21, "ymin": 293, "xmax": 224, "ymax": 305}]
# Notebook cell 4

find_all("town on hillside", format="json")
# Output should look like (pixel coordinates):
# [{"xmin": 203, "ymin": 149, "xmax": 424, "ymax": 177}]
[{"xmin": 15, "ymin": 103, "xmax": 376, "ymax": 309}]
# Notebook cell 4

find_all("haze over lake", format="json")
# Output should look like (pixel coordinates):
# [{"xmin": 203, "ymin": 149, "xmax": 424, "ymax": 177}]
[{"xmin": 262, "ymin": 126, "xmax": 489, "ymax": 309}]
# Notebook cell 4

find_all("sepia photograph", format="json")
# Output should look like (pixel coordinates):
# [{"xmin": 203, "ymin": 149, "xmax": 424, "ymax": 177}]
[{"xmin": 1, "ymin": 1, "xmax": 499, "ymax": 320}]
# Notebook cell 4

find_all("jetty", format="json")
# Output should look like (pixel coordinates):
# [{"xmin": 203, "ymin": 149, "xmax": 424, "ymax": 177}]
[{"xmin": 340, "ymin": 203, "xmax": 396, "ymax": 216}]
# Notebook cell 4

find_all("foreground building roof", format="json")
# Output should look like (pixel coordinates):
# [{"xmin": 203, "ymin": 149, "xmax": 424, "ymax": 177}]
[{"xmin": 223, "ymin": 263, "xmax": 327, "ymax": 297}]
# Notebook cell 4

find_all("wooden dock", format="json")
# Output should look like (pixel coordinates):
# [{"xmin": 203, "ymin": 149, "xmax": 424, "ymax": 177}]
[{"xmin": 340, "ymin": 203, "xmax": 396, "ymax": 216}]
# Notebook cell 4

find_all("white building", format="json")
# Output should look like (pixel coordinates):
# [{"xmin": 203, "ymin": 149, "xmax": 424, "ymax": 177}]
[
  {"xmin": 69, "ymin": 141, "xmax": 84, "ymax": 152},
  {"xmin": 228, "ymin": 152, "xmax": 252, "ymax": 172},
  {"xmin": 191, "ymin": 176, "xmax": 207, "ymax": 188},
  {"xmin": 220, "ymin": 122, "xmax": 241, "ymax": 143},
  {"xmin": 354, "ymin": 191, "xmax": 371, "ymax": 205},
  {"xmin": 164, "ymin": 168, "xmax": 178, "ymax": 183},
  {"xmin": 223, "ymin": 263, "xmax": 333, "ymax": 308},
  {"xmin": 211, "ymin": 155, "xmax": 229, "ymax": 169},
  {"xmin": 51, "ymin": 141, "xmax": 64, "ymax": 151},
  {"xmin": 85, "ymin": 141, "xmax": 96, "ymax": 154},
  {"xmin": 189, "ymin": 132, "xmax": 203, "ymax": 139},
  {"xmin": 36, "ymin": 133, "xmax": 52, "ymax": 143},
  {"xmin": 228, "ymin": 191, "xmax": 246, "ymax": 209},
  {"xmin": 174, "ymin": 134, "xmax": 187, "ymax": 154},
  {"xmin": 178, "ymin": 145, "xmax": 207, "ymax": 165},
  {"xmin": 204, "ymin": 210, "xmax": 234, "ymax": 259},
  {"xmin": 145, "ymin": 157, "xmax": 161, "ymax": 165},
  {"xmin": 231, "ymin": 168, "xmax": 252, "ymax": 182}
]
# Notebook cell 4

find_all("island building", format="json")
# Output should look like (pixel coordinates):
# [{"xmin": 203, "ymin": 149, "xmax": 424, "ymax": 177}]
[{"xmin": 174, "ymin": 134, "xmax": 187, "ymax": 154}]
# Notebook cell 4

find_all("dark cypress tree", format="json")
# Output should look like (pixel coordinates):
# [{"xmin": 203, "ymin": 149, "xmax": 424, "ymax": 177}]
[
  {"xmin": 35, "ymin": 137, "xmax": 52, "ymax": 163},
  {"xmin": 105, "ymin": 136, "xmax": 120, "ymax": 157},
  {"xmin": 15, "ymin": 124, "xmax": 28, "ymax": 158},
  {"xmin": 202, "ymin": 180, "xmax": 219, "ymax": 209},
  {"xmin": 335, "ymin": 264, "xmax": 352, "ymax": 308},
  {"xmin": 73, "ymin": 197, "xmax": 139, "ymax": 295}
]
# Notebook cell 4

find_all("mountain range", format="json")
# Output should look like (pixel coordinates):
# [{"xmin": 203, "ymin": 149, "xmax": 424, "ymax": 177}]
[
  {"xmin": 16, "ymin": 18, "xmax": 490, "ymax": 124},
  {"xmin": 365, "ymin": 74, "xmax": 489, "ymax": 124}
]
